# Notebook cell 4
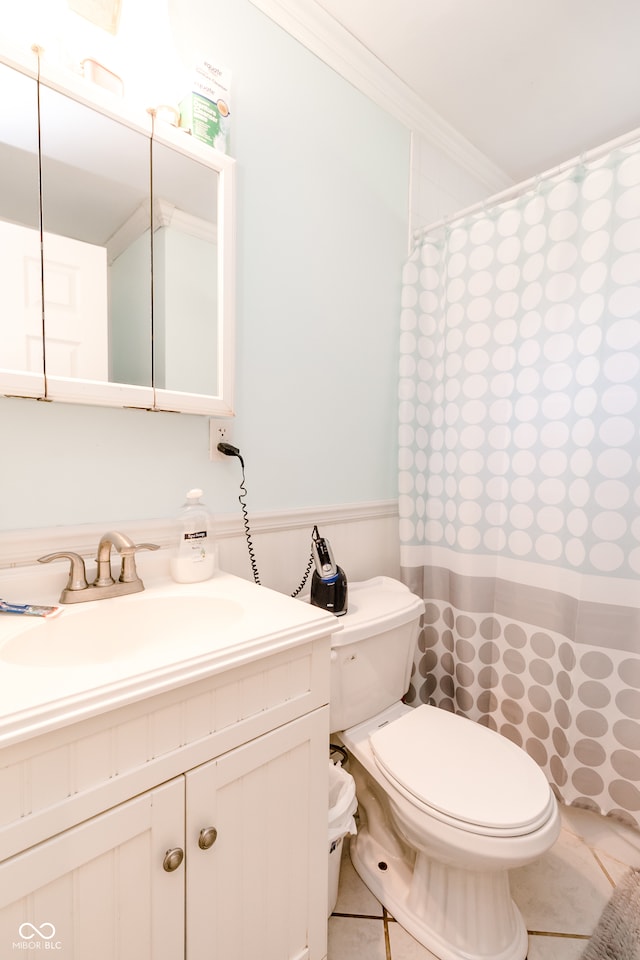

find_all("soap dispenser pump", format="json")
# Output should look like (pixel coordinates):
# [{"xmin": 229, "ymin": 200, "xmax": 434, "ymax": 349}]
[{"xmin": 170, "ymin": 488, "xmax": 216, "ymax": 583}]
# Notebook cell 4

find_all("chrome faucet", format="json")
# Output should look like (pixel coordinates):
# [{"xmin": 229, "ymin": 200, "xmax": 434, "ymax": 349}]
[{"xmin": 39, "ymin": 531, "xmax": 160, "ymax": 604}]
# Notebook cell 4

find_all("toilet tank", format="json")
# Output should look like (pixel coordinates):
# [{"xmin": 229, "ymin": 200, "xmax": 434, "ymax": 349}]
[{"xmin": 329, "ymin": 577, "xmax": 424, "ymax": 733}]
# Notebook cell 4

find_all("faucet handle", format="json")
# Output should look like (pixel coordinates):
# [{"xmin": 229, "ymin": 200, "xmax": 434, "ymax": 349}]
[
  {"xmin": 38, "ymin": 552, "xmax": 89, "ymax": 594},
  {"xmin": 119, "ymin": 542, "xmax": 160, "ymax": 583}
]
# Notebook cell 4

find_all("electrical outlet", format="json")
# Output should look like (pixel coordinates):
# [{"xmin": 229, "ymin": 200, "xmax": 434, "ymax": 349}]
[{"xmin": 209, "ymin": 418, "xmax": 235, "ymax": 461}]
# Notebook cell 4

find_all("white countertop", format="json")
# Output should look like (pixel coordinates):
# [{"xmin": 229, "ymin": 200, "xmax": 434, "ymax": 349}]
[{"xmin": 0, "ymin": 566, "xmax": 339, "ymax": 748}]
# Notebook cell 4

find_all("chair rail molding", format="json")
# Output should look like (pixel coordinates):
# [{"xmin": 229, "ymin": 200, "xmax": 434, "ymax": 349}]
[{"xmin": 0, "ymin": 500, "xmax": 399, "ymax": 567}]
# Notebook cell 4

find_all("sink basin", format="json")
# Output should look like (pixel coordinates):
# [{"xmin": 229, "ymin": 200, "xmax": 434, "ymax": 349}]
[{"xmin": 0, "ymin": 595, "xmax": 244, "ymax": 667}]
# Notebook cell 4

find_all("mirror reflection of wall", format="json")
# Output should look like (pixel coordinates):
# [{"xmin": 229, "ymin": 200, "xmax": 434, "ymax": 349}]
[{"xmin": 151, "ymin": 138, "xmax": 219, "ymax": 397}]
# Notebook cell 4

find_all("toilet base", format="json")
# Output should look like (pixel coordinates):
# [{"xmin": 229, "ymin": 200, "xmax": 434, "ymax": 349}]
[{"xmin": 350, "ymin": 827, "xmax": 528, "ymax": 960}]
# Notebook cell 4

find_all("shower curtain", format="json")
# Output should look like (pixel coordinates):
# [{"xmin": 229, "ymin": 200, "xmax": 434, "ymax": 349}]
[{"xmin": 399, "ymin": 135, "xmax": 640, "ymax": 828}]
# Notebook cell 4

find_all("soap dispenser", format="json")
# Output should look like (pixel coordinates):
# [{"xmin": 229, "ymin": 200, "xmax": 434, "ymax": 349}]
[{"xmin": 170, "ymin": 488, "xmax": 216, "ymax": 583}]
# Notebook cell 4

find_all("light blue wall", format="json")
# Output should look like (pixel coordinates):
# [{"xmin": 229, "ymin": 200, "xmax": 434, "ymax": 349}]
[{"xmin": 0, "ymin": 0, "xmax": 410, "ymax": 532}]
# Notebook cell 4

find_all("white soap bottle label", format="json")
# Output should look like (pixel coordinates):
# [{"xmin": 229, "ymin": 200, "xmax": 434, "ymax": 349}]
[{"xmin": 170, "ymin": 489, "xmax": 216, "ymax": 583}]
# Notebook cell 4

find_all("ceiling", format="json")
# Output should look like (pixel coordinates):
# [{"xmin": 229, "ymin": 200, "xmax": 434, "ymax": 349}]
[{"xmin": 311, "ymin": 0, "xmax": 640, "ymax": 183}]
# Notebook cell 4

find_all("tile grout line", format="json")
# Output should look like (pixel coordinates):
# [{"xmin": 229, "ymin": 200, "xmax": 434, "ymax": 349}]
[
  {"xmin": 383, "ymin": 908, "xmax": 393, "ymax": 960},
  {"xmin": 331, "ymin": 912, "xmax": 386, "ymax": 920},
  {"xmin": 590, "ymin": 846, "xmax": 618, "ymax": 887},
  {"xmin": 528, "ymin": 930, "xmax": 591, "ymax": 940}
]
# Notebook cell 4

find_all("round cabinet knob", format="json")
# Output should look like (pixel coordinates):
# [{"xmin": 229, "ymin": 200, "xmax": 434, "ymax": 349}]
[
  {"xmin": 198, "ymin": 826, "xmax": 218, "ymax": 850},
  {"xmin": 163, "ymin": 847, "xmax": 184, "ymax": 872}
]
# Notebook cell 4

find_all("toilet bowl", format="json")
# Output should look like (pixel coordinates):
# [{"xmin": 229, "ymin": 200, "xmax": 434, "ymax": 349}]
[{"xmin": 330, "ymin": 578, "xmax": 560, "ymax": 960}]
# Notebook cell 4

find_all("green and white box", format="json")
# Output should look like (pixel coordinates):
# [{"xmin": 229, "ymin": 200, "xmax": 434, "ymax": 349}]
[{"xmin": 180, "ymin": 60, "xmax": 231, "ymax": 153}]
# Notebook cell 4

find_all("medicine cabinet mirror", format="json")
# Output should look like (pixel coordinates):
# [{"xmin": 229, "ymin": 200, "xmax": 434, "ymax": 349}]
[{"xmin": 0, "ymin": 44, "xmax": 236, "ymax": 416}]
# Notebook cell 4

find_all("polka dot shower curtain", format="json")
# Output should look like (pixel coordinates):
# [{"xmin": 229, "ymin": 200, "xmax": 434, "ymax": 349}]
[{"xmin": 399, "ymin": 135, "xmax": 640, "ymax": 828}]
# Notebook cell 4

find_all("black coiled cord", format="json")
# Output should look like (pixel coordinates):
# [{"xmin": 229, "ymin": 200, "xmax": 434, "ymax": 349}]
[
  {"xmin": 290, "ymin": 524, "xmax": 321, "ymax": 597},
  {"xmin": 236, "ymin": 452, "xmax": 262, "ymax": 586},
  {"xmin": 219, "ymin": 442, "xmax": 316, "ymax": 596},
  {"xmin": 290, "ymin": 550, "xmax": 314, "ymax": 597}
]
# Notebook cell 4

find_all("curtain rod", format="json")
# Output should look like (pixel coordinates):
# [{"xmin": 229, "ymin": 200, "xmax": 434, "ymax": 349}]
[{"xmin": 412, "ymin": 124, "xmax": 640, "ymax": 245}]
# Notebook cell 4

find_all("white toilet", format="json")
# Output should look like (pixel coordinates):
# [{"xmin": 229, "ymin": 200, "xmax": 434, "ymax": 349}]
[{"xmin": 330, "ymin": 577, "xmax": 560, "ymax": 960}]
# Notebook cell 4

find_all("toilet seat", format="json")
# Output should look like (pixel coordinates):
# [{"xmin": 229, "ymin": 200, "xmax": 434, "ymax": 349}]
[{"xmin": 370, "ymin": 705, "xmax": 555, "ymax": 837}]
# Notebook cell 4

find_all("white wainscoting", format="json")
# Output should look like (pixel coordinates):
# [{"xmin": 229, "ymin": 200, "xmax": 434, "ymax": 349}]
[{"xmin": 0, "ymin": 500, "xmax": 400, "ymax": 599}]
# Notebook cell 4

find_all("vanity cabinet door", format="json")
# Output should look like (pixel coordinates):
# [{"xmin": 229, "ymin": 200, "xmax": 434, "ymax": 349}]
[
  {"xmin": 186, "ymin": 707, "xmax": 329, "ymax": 960},
  {"xmin": 0, "ymin": 778, "xmax": 184, "ymax": 960}
]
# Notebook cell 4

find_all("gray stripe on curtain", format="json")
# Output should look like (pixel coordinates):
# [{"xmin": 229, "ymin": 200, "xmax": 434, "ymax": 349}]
[{"xmin": 402, "ymin": 565, "xmax": 640, "ymax": 654}]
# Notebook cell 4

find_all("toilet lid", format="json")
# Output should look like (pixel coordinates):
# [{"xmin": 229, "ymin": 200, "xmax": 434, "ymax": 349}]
[{"xmin": 370, "ymin": 705, "xmax": 554, "ymax": 836}]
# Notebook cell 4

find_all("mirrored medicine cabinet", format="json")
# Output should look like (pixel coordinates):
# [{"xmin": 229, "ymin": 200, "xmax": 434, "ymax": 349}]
[{"xmin": 0, "ymin": 43, "xmax": 236, "ymax": 416}]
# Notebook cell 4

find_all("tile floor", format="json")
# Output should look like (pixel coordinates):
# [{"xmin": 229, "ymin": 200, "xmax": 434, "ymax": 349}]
[{"xmin": 328, "ymin": 805, "xmax": 640, "ymax": 960}]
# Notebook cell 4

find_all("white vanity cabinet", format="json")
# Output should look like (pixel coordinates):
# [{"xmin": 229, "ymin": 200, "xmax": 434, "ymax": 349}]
[
  {"xmin": 0, "ymin": 632, "xmax": 330, "ymax": 960},
  {"xmin": 186, "ymin": 711, "xmax": 326, "ymax": 959},
  {"xmin": 0, "ymin": 777, "xmax": 185, "ymax": 958}
]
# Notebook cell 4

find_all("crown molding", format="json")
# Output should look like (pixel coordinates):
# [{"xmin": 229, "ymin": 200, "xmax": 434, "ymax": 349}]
[
  {"xmin": 154, "ymin": 198, "xmax": 217, "ymax": 242},
  {"xmin": 248, "ymin": 0, "xmax": 513, "ymax": 194}
]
